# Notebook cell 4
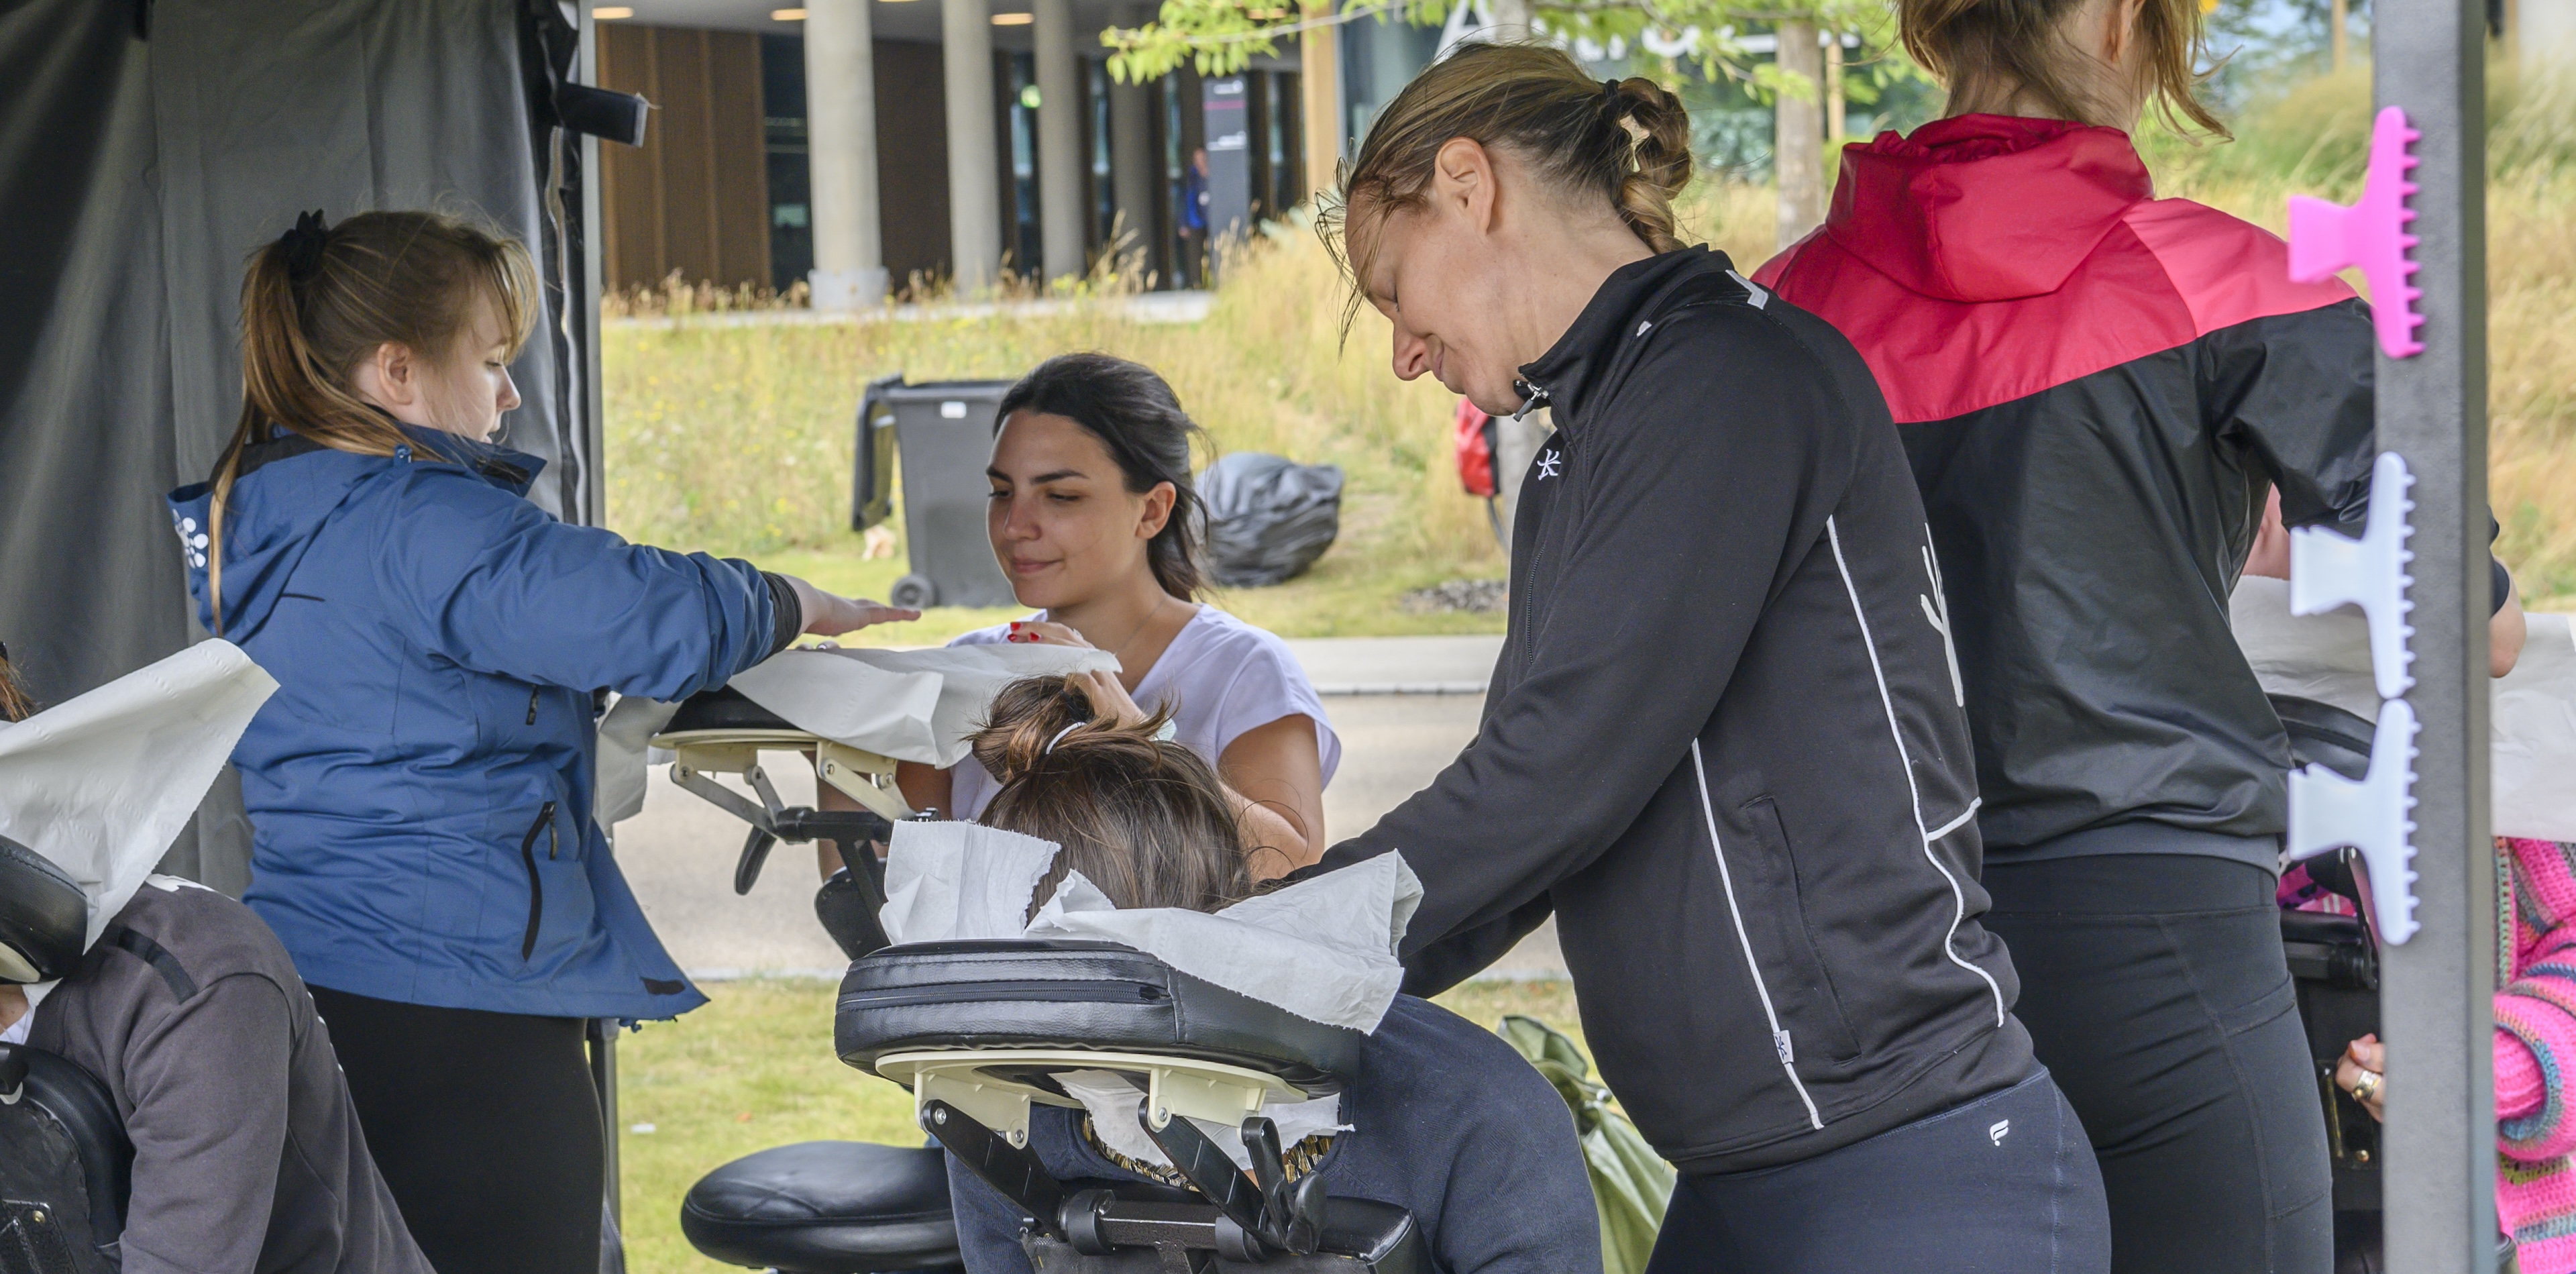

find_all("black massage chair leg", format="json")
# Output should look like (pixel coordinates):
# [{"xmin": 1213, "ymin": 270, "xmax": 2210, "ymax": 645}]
[{"xmin": 920, "ymin": 1100, "xmax": 1065, "ymax": 1240}]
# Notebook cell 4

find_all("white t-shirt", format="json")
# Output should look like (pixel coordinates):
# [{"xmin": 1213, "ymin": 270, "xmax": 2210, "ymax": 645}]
[{"xmin": 945, "ymin": 606, "xmax": 1341, "ymax": 820}]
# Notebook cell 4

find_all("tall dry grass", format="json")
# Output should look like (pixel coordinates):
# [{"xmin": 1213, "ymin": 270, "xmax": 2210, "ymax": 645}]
[
  {"xmin": 2138, "ymin": 65, "xmax": 2576, "ymax": 603},
  {"xmin": 604, "ymin": 228, "xmax": 1503, "ymax": 637}
]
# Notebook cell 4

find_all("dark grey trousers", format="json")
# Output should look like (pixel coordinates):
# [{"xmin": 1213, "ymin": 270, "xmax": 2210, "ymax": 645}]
[{"xmin": 1644, "ymin": 1068, "xmax": 2110, "ymax": 1273}]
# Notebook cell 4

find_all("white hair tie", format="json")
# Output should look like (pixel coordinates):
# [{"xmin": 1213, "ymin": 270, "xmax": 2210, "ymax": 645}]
[{"xmin": 1044, "ymin": 722, "xmax": 1085, "ymax": 754}]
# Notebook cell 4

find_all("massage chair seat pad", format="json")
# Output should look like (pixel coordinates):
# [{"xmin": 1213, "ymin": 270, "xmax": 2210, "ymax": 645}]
[
  {"xmin": 679, "ymin": 1140, "xmax": 961, "ymax": 1273},
  {"xmin": 837, "ymin": 940, "xmax": 1366, "ymax": 1094}
]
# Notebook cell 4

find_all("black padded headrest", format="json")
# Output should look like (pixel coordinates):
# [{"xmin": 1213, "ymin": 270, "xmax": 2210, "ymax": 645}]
[
  {"xmin": 2270, "ymin": 694, "xmax": 2375, "ymax": 782},
  {"xmin": 662, "ymin": 685, "xmax": 796, "ymax": 736},
  {"xmin": 837, "ymin": 939, "xmax": 1367, "ymax": 1094},
  {"xmin": 0, "ymin": 834, "xmax": 85, "ymax": 984}
]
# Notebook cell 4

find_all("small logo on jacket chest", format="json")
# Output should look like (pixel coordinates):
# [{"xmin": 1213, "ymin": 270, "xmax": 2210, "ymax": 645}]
[{"xmin": 1536, "ymin": 449, "xmax": 1562, "ymax": 480}]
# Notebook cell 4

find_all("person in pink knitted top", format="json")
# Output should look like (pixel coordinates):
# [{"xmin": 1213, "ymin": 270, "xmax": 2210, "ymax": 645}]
[{"xmin": 2335, "ymin": 835, "xmax": 2576, "ymax": 1274}]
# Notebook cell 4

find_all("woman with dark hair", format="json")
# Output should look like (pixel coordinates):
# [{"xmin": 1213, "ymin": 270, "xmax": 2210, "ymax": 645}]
[
  {"xmin": 1750, "ymin": 0, "xmax": 2523, "ymax": 1267},
  {"xmin": 1305, "ymin": 40, "xmax": 2106, "ymax": 1272},
  {"xmin": 877, "ymin": 353, "xmax": 1338, "ymax": 874}
]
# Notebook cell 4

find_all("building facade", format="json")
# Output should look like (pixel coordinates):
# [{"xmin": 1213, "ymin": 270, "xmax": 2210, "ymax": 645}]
[{"xmin": 593, "ymin": 0, "xmax": 1426, "ymax": 299}]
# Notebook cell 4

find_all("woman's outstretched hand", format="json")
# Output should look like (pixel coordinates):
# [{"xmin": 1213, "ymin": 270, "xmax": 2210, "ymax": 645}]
[
  {"xmin": 785, "ymin": 576, "xmax": 919, "ymax": 636},
  {"xmin": 1004, "ymin": 621, "xmax": 1148, "ymax": 728},
  {"xmin": 2335, "ymin": 1034, "xmax": 2386, "ymax": 1121}
]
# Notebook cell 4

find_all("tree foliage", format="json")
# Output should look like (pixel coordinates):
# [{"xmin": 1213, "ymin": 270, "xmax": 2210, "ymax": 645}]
[{"xmin": 1102, "ymin": 0, "xmax": 1921, "ymax": 103}]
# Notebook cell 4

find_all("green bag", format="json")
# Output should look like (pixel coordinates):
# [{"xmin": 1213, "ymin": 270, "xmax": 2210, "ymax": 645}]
[{"xmin": 1496, "ymin": 1015, "xmax": 1674, "ymax": 1274}]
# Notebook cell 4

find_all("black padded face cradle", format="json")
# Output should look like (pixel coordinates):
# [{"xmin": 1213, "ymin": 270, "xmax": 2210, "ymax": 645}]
[
  {"xmin": 661, "ymin": 685, "xmax": 796, "ymax": 736},
  {"xmin": 836, "ymin": 940, "xmax": 1368, "ymax": 1093},
  {"xmin": 0, "ymin": 834, "xmax": 86, "ymax": 984},
  {"xmin": 2270, "ymin": 694, "xmax": 2375, "ymax": 782}
]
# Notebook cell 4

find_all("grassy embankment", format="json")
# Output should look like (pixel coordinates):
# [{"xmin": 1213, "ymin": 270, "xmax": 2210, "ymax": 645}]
[{"xmin": 608, "ymin": 66, "xmax": 2576, "ymax": 1272}]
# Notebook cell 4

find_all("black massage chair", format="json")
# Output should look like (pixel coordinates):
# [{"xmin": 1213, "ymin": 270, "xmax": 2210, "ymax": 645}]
[
  {"xmin": 685, "ymin": 939, "xmax": 1426, "ymax": 1273},
  {"xmin": 0, "ymin": 835, "xmax": 130, "ymax": 1274},
  {"xmin": 660, "ymin": 687, "xmax": 1427, "ymax": 1273},
  {"xmin": 2270, "ymin": 694, "xmax": 2518, "ymax": 1273}
]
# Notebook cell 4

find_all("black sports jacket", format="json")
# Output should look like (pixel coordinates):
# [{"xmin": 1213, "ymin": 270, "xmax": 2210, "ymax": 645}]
[
  {"xmin": 1323, "ymin": 247, "xmax": 2033, "ymax": 1175},
  {"xmin": 1759, "ymin": 115, "xmax": 2412, "ymax": 867}
]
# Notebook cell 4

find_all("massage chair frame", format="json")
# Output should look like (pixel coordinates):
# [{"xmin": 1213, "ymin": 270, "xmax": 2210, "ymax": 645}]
[
  {"xmin": 854, "ymin": 966, "xmax": 1426, "ymax": 1273},
  {"xmin": 651, "ymin": 687, "xmax": 914, "ymax": 896},
  {"xmin": 894, "ymin": 1047, "xmax": 1358, "ymax": 1268}
]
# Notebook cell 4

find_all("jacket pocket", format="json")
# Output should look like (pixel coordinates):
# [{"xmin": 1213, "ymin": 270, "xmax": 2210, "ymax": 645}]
[
  {"xmin": 517, "ymin": 800, "xmax": 557, "ymax": 961},
  {"xmin": 1729, "ymin": 796, "xmax": 1863, "ymax": 1064}
]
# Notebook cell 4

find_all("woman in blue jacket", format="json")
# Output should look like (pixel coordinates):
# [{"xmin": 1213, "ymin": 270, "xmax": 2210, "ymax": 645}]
[{"xmin": 166, "ymin": 210, "xmax": 913, "ymax": 1274}]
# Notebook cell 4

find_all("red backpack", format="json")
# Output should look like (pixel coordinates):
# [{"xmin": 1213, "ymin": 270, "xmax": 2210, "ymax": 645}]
[{"xmin": 1452, "ymin": 399, "xmax": 1499, "ymax": 498}]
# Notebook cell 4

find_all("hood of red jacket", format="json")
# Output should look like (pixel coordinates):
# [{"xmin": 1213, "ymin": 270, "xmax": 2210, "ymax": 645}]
[{"xmin": 1823, "ymin": 115, "xmax": 2156, "ymax": 303}]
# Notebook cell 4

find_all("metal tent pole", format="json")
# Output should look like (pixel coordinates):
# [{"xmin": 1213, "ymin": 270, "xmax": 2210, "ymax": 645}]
[{"xmin": 2372, "ymin": 0, "xmax": 2498, "ymax": 1264}]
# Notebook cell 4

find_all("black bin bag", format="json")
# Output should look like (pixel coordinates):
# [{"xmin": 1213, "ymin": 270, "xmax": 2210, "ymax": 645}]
[{"xmin": 1199, "ymin": 454, "xmax": 1344, "ymax": 588}]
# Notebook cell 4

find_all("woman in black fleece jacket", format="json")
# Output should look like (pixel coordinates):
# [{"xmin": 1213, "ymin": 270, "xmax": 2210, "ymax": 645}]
[{"xmin": 1313, "ymin": 44, "xmax": 2107, "ymax": 1273}]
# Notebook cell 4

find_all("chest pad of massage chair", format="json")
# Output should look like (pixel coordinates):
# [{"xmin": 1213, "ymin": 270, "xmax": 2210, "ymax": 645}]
[{"xmin": 0, "ymin": 835, "xmax": 132, "ymax": 1274}]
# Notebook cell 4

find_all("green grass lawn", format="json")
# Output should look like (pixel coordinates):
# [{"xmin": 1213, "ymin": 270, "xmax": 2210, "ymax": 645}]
[{"xmin": 614, "ymin": 976, "xmax": 1583, "ymax": 1274}]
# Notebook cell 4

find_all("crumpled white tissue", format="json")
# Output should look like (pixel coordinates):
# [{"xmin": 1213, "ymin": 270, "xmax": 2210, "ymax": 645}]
[
  {"xmin": 594, "ymin": 694, "xmax": 682, "ymax": 827},
  {"xmin": 1055, "ymin": 1069, "xmax": 1348, "ymax": 1173},
  {"xmin": 877, "ymin": 818, "xmax": 1419, "ymax": 1031},
  {"xmin": 2232, "ymin": 576, "xmax": 2576, "ymax": 842},
  {"xmin": 727, "ymin": 644, "xmax": 1119, "ymax": 768},
  {"xmin": 1024, "ymin": 852, "xmax": 1424, "ymax": 1034},
  {"xmin": 590, "ymin": 643, "xmax": 1118, "ymax": 827},
  {"xmin": 879, "ymin": 820, "xmax": 1066, "ymax": 943},
  {"xmin": 0, "ymin": 641, "xmax": 277, "ymax": 949}
]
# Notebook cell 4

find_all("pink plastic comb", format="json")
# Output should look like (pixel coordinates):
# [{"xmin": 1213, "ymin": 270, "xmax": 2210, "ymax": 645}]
[{"xmin": 2287, "ymin": 107, "xmax": 2424, "ymax": 358}]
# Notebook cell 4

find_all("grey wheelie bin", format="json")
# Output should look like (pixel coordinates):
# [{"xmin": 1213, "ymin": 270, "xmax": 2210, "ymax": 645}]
[{"xmin": 852, "ymin": 375, "xmax": 1018, "ymax": 610}]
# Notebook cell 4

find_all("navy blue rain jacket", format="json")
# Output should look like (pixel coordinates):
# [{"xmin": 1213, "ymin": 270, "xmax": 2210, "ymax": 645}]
[{"xmin": 166, "ymin": 428, "xmax": 782, "ymax": 1020}]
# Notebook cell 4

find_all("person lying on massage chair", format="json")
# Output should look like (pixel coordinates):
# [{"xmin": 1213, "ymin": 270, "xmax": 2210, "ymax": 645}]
[
  {"xmin": 0, "ymin": 646, "xmax": 431, "ymax": 1274},
  {"xmin": 941, "ymin": 675, "xmax": 1605, "ymax": 1274}
]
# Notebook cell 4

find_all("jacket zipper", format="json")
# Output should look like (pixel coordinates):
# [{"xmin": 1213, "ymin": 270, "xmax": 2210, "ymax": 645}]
[
  {"xmin": 519, "ymin": 800, "xmax": 556, "ymax": 960},
  {"xmin": 1689, "ymin": 739, "xmax": 1825, "ymax": 1130},
  {"xmin": 526, "ymin": 688, "xmax": 541, "ymax": 725},
  {"xmin": 841, "ymin": 978, "xmax": 1169, "ymax": 1011},
  {"xmin": 1513, "ymin": 378, "xmax": 1552, "ymax": 674}
]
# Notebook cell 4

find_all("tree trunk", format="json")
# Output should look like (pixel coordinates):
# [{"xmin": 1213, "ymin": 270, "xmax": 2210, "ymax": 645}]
[
  {"xmin": 1489, "ymin": 0, "xmax": 1536, "ymax": 37},
  {"xmin": 1774, "ymin": 19, "xmax": 1825, "ymax": 249}
]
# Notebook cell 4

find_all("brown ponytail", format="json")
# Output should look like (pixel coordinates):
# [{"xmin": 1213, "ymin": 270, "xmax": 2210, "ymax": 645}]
[
  {"xmin": 1322, "ymin": 43, "xmax": 1694, "ymax": 300},
  {"xmin": 968, "ymin": 676, "xmax": 1254, "ymax": 919},
  {"xmin": 207, "ymin": 209, "xmax": 540, "ymax": 635},
  {"xmin": 1902, "ymin": 0, "xmax": 2226, "ymax": 136},
  {"xmin": 0, "ymin": 644, "xmax": 33, "ymax": 723}
]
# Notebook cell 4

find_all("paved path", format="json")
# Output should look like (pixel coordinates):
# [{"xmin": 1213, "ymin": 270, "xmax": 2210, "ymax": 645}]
[{"xmin": 616, "ymin": 633, "xmax": 1569, "ymax": 981}]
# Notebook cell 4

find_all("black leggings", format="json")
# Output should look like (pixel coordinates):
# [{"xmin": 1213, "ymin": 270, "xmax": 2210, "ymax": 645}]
[
  {"xmin": 1984, "ymin": 853, "xmax": 2332, "ymax": 1274},
  {"xmin": 310, "ymin": 986, "xmax": 604, "ymax": 1274},
  {"xmin": 1645, "ymin": 1068, "xmax": 2109, "ymax": 1273}
]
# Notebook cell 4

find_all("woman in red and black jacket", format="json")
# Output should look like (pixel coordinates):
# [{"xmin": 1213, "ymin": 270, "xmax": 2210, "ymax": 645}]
[{"xmin": 1755, "ymin": 0, "xmax": 2524, "ymax": 1270}]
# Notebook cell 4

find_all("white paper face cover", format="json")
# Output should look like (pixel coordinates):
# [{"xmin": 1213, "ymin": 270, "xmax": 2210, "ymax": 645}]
[
  {"xmin": 877, "ymin": 820, "xmax": 1421, "ymax": 1033},
  {"xmin": 0, "ymin": 641, "xmax": 278, "ymax": 949},
  {"xmin": 725, "ymin": 644, "xmax": 1120, "ymax": 768}
]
